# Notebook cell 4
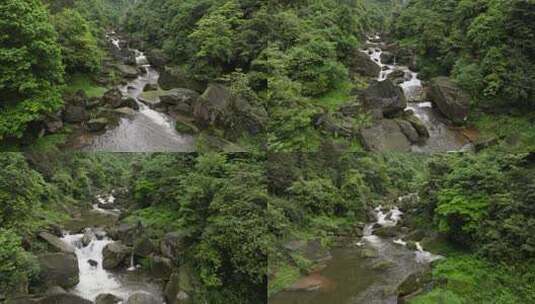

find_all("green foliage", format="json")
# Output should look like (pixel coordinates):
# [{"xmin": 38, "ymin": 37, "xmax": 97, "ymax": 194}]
[
  {"xmin": 0, "ymin": 229, "xmax": 39, "ymax": 295},
  {"xmin": 0, "ymin": 0, "xmax": 64, "ymax": 139},
  {"xmin": 0, "ymin": 154, "xmax": 45, "ymax": 233},
  {"xmin": 411, "ymin": 255, "xmax": 535, "ymax": 304},
  {"xmin": 393, "ymin": 0, "xmax": 535, "ymax": 109},
  {"xmin": 51, "ymin": 9, "xmax": 102, "ymax": 73}
]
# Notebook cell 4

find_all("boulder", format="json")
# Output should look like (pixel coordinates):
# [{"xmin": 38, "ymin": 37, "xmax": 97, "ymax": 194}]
[
  {"xmin": 160, "ymin": 89, "xmax": 199, "ymax": 106},
  {"xmin": 164, "ymin": 272, "xmax": 192, "ymax": 304},
  {"xmin": 88, "ymin": 259, "xmax": 98, "ymax": 267},
  {"xmin": 362, "ymin": 79, "xmax": 407, "ymax": 117},
  {"xmin": 428, "ymin": 77, "xmax": 470, "ymax": 124},
  {"xmin": 116, "ymin": 222, "xmax": 141, "ymax": 246},
  {"xmin": 396, "ymin": 119, "xmax": 420, "ymax": 144},
  {"xmin": 146, "ymin": 49, "xmax": 169, "ymax": 69},
  {"xmin": 102, "ymin": 88, "xmax": 123, "ymax": 108},
  {"xmin": 374, "ymin": 226, "xmax": 400, "ymax": 238},
  {"xmin": 37, "ymin": 253, "xmax": 79, "ymax": 289},
  {"xmin": 349, "ymin": 50, "xmax": 381, "ymax": 77},
  {"xmin": 158, "ymin": 67, "xmax": 204, "ymax": 92},
  {"xmin": 386, "ymin": 69, "xmax": 405, "ymax": 82},
  {"xmin": 116, "ymin": 64, "xmax": 139, "ymax": 79},
  {"xmin": 404, "ymin": 114, "xmax": 429, "ymax": 140},
  {"xmin": 118, "ymin": 97, "xmax": 140, "ymax": 110},
  {"xmin": 38, "ymin": 232, "xmax": 75, "ymax": 254},
  {"xmin": 102, "ymin": 242, "xmax": 130, "ymax": 269},
  {"xmin": 114, "ymin": 107, "xmax": 137, "ymax": 117},
  {"xmin": 143, "ymin": 83, "xmax": 158, "ymax": 92},
  {"xmin": 160, "ymin": 231, "xmax": 186, "ymax": 260},
  {"xmin": 39, "ymin": 293, "xmax": 92, "ymax": 304},
  {"xmin": 380, "ymin": 51, "xmax": 395, "ymax": 64},
  {"xmin": 63, "ymin": 105, "xmax": 88, "ymax": 123},
  {"xmin": 81, "ymin": 228, "xmax": 95, "ymax": 247},
  {"xmin": 302, "ymin": 239, "xmax": 332, "ymax": 264},
  {"xmin": 133, "ymin": 237, "xmax": 156, "ymax": 258},
  {"xmin": 359, "ymin": 119, "xmax": 412, "ymax": 152},
  {"xmin": 87, "ymin": 118, "xmax": 108, "ymax": 132},
  {"xmin": 148, "ymin": 255, "xmax": 173, "ymax": 279},
  {"xmin": 126, "ymin": 293, "xmax": 160, "ymax": 304},
  {"xmin": 45, "ymin": 286, "xmax": 66, "ymax": 295},
  {"xmin": 95, "ymin": 293, "xmax": 122, "ymax": 304},
  {"xmin": 397, "ymin": 268, "xmax": 432, "ymax": 299}
]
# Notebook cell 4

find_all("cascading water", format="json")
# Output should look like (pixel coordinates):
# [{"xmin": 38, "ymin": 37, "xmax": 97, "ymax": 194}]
[
  {"xmin": 362, "ymin": 36, "xmax": 473, "ymax": 152},
  {"xmin": 78, "ymin": 33, "xmax": 196, "ymax": 152},
  {"xmin": 60, "ymin": 193, "xmax": 164, "ymax": 302}
]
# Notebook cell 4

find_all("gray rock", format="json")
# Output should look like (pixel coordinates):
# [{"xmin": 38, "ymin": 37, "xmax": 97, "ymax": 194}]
[
  {"xmin": 39, "ymin": 293, "xmax": 92, "ymax": 304},
  {"xmin": 87, "ymin": 118, "xmax": 108, "ymax": 132},
  {"xmin": 116, "ymin": 222, "xmax": 141, "ymax": 246},
  {"xmin": 349, "ymin": 50, "xmax": 381, "ymax": 77},
  {"xmin": 380, "ymin": 51, "xmax": 395, "ymax": 64},
  {"xmin": 37, "ymin": 253, "xmax": 79, "ymax": 289},
  {"xmin": 359, "ymin": 119, "xmax": 412, "ymax": 152},
  {"xmin": 397, "ymin": 268, "xmax": 432, "ymax": 298},
  {"xmin": 160, "ymin": 89, "xmax": 199, "ymax": 106},
  {"xmin": 126, "ymin": 292, "xmax": 160, "ymax": 304},
  {"xmin": 95, "ymin": 293, "xmax": 122, "ymax": 304},
  {"xmin": 396, "ymin": 119, "xmax": 420, "ymax": 144},
  {"xmin": 143, "ymin": 83, "xmax": 158, "ymax": 92},
  {"xmin": 404, "ymin": 114, "xmax": 429, "ymax": 140},
  {"xmin": 148, "ymin": 255, "xmax": 173, "ymax": 279},
  {"xmin": 429, "ymin": 77, "xmax": 470, "ymax": 124},
  {"xmin": 114, "ymin": 107, "xmax": 137, "ymax": 117},
  {"xmin": 116, "ymin": 64, "xmax": 139, "ymax": 79},
  {"xmin": 81, "ymin": 228, "xmax": 95, "ymax": 247},
  {"xmin": 102, "ymin": 88, "xmax": 123, "ymax": 108},
  {"xmin": 63, "ymin": 105, "xmax": 88, "ymax": 123},
  {"xmin": 38, "ymin": 232, "xmax": 75, "ymax": 254},
  {"xmin": 133, "ymin": 237, "xmax": 156, "ymax": 258},
  {"xmin": 102, "ymin": 242, "xmax": 130, "ymax": 269},
  {"xmin": 362, "ymin": 79, "xmax": 407, "ymax": 117}
]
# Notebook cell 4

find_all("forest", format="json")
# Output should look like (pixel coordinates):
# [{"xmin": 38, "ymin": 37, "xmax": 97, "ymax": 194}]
[{"xmin": 2, "ymin": 0, "xmax": 532, "ymax": 152}]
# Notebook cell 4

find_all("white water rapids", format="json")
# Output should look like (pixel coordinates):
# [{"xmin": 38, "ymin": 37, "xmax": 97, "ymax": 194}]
[{"xmin": 362, "ymin": 36, "xmax": 473, "ymax": 152}]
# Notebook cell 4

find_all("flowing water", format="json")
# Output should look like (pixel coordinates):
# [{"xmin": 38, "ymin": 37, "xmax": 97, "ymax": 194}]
[
  {"xmin": 363, "ymin": 36, "xmax": 473, "ymax": 152},
  {"xmin": 61, "ymin": 193, "xmax": 164, "ymax": 303},
  {"xmin": 74, "ymin": 33, "xmax": 196, "ymax": 152},
  {"xmin": 269, "ymin": 200, "xmax": 442, "ymax": 304}
]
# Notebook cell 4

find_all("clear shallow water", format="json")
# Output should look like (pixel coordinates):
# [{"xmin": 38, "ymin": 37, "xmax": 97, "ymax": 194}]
[
  {"xmin": 363, "ymin": 38, "xmax": 472, "ymax": 153},
  {"xmin": 73, "ymin": 34, "xmax": 196, "ymax": 152}
]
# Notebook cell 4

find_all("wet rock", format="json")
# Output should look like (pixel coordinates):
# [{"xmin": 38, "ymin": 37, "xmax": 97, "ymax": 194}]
[
  {"xmin": 95, "ymin": 293, "xmax": 122, "ymax": 304},
  {"xmin": 126, "ymin": 292, "xmax": 160, "ymax": 304},
  {"xmin": 114, "ymin": 107, "xmax": 137, "ymax": 117},
  {"xmin": 81, "ymin": 229, "xmax": 95, "ymax": 247},
  {"xmin": 160, "ymin": 88, "xmax": 199, "ymax": 107},
  {"xmin": 380, "ymin": 51, "xmax": 395, "ymax": 64},
  {"xmin": 349, "ymin": 50, "xmax": 381, "ymax": 77},
  {"xmin": 160, "ymin": 231, "xmax": 186, "ymax": 260},
  {"xmin": 118, "ymin": 97, "xmax": 140, "ymax": 110},
  {"xmin": 372, "ymin": 259, "xmax": 395, "ymax": 270},
  {"xmin": 38, "ymin": 232, "xmax": 75, "ymax": 254},
  {"xmin": 387, "ymin": 69, "xmax": 405, "ymax": 82},
  {"xmin": 404, "ymin": 114, "xmax": 430, "ymax": 140},
  {"xmin": 102, "ymin": 88, "xmax": 123, "ymax": 108},
  {"xmin": 359, "ymin": 119, "xmax": 412, "ymax": 152},
  {"xmin": 87, "ymin": 259, "xmax": 98, "ymax": 267},
  {"xmin": 102, "ymin": 242, "xmax": 130, "ymax": 269},
  {"xmin": 63, "ymin": 105, "xmax": 88, "ymax": 123},
  {"xmin": 374, "ymin": 226, "xmax": 400, "ymax": 237},
  {"xmin": 45, "ymin": 286, "xmax": 66, "ymax": 295},
  {"xmin": 362, "ymin": 79, "xmax": 407, "ymax": 117},
  {"xmin": 37, "ymin": 253, "xmax": 79, "ymax": 289},
  {"xmin": 143, "ymin": 83, "xmax": 158, "ymax": 92},
  {"xmin": 406, "ymin": 241, "xmax": 418, "ymax": 251},
  {"xmin": 360, "ymin": 247, "xmax": 379, "ymax": 258},
  {"xmin": 396, "ymin": 119, "xmax": 420, "ymax": 144},
  {"xmin": 133, "ymin": 237, "xmax": 156, "ymax": 258},
  {"xmin": 87, "ymin": 118, "xmax": 108, "ymax": 132},
  {"xmin": 428, "ymin": 77, "xmax": 470, "ymax": 124},
  {"xmin": 39, "ymin": 293, "xmax": 92, "ymax": 304},
  {"xmin": 397, "ymin": 268, "xmax": 432, "ymax": 300},
  {"xmin": 116, "ymin": 64, "xmax": 139, "ymax": 79},
  {"xmin": 94, "ymin": 228, "xmax": 107, "ymax": 240}
]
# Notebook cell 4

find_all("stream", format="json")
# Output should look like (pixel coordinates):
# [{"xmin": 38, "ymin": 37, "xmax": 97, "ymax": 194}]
[
  {"xmin": 73, "ymin": 32, "xmax": 196, "ymax": 152},
  {"xmin": 364, "ymin": 35, "xmax": 473, "ymax": 153},
  {"xmin": 269, "ymin": 199, "xmax": 442, "ymax": 304},
  {"xmin": 61, "ymin": 193, "xmax": 164, "ymax": 303}
]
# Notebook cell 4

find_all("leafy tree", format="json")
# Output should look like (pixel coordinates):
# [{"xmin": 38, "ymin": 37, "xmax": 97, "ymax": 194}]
[
  {"xmin": 51, "ymin": 9, "xmax": 102, "ymax": 73},
  {"xmin": 0, "ymin": 229, "xmax": 39, "ymax": 296},
  {"xmin": 0, "ymin": 0, "xmax": 64, "ymax": 139}
]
